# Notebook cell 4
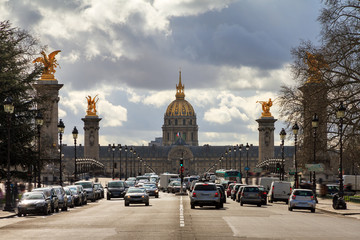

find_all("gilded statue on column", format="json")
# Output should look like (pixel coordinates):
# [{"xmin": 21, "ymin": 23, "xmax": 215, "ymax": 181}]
[
  {"xmin": 257, "ymin": 98, "xmax": 273, "ymax": 117},
  {"xmin": 86, "ymin": 95, "xmax": 99, "ymax": 116},
  {"xmin": 305, "ymin": 52, "xmax": 328, "ymax": 83},
  {"xmin": 33, "ymin": 50, "xmax": 61, "ymax": 80}
]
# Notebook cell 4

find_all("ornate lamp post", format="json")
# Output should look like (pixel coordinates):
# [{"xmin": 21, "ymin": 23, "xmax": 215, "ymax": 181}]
[
  {"xmin": 239, "ymin": 144, "xmax": 243, "ymax": 182},
  {"xmin": 280, "ymin": 128, "xmax": 286, "ymax": 181},
  {"xmin": 35, "ymin": 112, "xmax": 44, "ymax": 187},
  {"xmin": 118, "ymin": 144, "xmax": 122, "ymax": 179},
  {"xmin": 57, "ymin": 119, "xmax": 65, "ymax": 186},
  {"xmin": 112, "ymin": 144, "xmax": 116, "ymax": 179},
  {"xmin": 229, "ymin": 147, "xmax": 232, "ymax": 169},
  {"xmin": 312, "ymin": 114, "xmax": 319, "ymax": 195},
  {"xmin": 245, "ymin": 143, "xmax": 250, "ymax": 184},
  {"xmin": 3, "ymin": 97, "xmax": 14, "ymax": 211},
  {"xmin": 140, "ymin": 158, "xmax": 143, "ymax": 175},
  {"xmin": 72, "ymin": 126, "xmax": 78, "ymax": 182},
  {"xmin": 225, "ymin": 150, "xmax": 228, "ymax": 169},
  {"xmin": 219, "ymin": 155, "xmax": 223, "ymax": 169},
  {"xmin": 337, "ymin": 102, "xmax": 346, "ymax": 205},
  {"xmin": 133, "ymin": 150, "xmax": 137, "ymax": 176},
  {"xmin": 125, "ymin": 145, "xmax": 128, "ymax": 179},
  {"xmin": 137, "ymin": 156, "xmax": 141, "ymax": 175},
  {"xmin": 233, "ymin": 145, "xmax": 237, "ymax": 170},
  {"xmin": 130, "ymin": 147, "xmax": 133, "ymax": 177},
  {"xmin": 292, "ymin": 122, "xmax": 299, "ymax": 188}
]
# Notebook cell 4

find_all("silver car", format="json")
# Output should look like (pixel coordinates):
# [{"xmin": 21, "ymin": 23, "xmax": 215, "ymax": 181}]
[
  {"xmin": 190, "ymin": 182, "xmax": 222, "ymax": 209},
  {"xmin": 124, "ymin": 187, "xmax": 149, "ymax": 206},
  {"xmin": 288, "ymin": 189, "xmax": 316, "ymax": 213},
  {"xmin": 239, "ymin": 186, "xmax": 262, "ymax": 207}
]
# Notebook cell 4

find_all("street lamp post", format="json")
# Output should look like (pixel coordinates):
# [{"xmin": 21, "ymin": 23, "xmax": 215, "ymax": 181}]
[
  {"xmin": 239, "ymin": 144, "xmax": 243, "ymax": 182},
  {"xmin": 125, "ymin": 145, "xmax": 128, "ymax": 179},
  {"xmin": 112, "ymin": 144, "xmax": 116, "ymax": 179},
  {"xmin": 292, "ymin": 123, "xmax": 299, "ymax": 189},
  {"xmin": 140, "ymin": 158, "xmax": 143, "ymax": 175},
  {"xmin": 234, "ymin": 145, "xmax": 237, "ymax": 170},
  {"xmin": 130, "ymin": 147, "xmax": 133, "ymax": 177},
  {"xmin": 3, "ymin": 97, "xmax": 14, "ymax": 211},
  {"xmin": 336, "ymin": 101, "xmax": 346, "ymax": 209},
  {"xmin": 225, "ymin": 150, "xmax": 228, "ymax": 169},
  {"xmin": 133, "ymin": 150, "xmax": 137, "ymax": 176},
  {"xmin": 219, "ymin": 155, "xmax": 223, "ymax": 169},
  {"xmin": 35, "ymin": 112, "xmax": 44, "ymax": 187},
  {"xmin": 280, "ymin": 128, "xmax": 286, "ymax": 181},
  {"xmin": 245, "ymin": 143, "xmax": 250, "ymax": 184},
  {"xmin": 118, "ymin": 144, "xmax": 122, "ymax": 180},
  {"xmin": 137, "ymin": 156, "xmax": 140, "ymax": 175},
  {"xmin": 312, "ymin": 114, "xmax": 319, "ymax": 195},
  {"xmin": 72, "ymin": 126, "xmax": 78, "ymax": 182},
  {"xmin": 57, "ymin": 119, "xmax": 65, "ymax": 186},
  {"xmin": 229, "ymin": 147, "xmax": 232, "ymax": 169}
]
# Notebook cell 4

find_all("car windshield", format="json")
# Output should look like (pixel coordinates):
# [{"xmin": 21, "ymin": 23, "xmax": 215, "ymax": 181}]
[
  {"xmin": 22, "ymin": 193, "xmax": 44, "ymax": 200},
  {"xmin": 108, "ymin": 182, "xmax": 124, "ymax": 188},
  {"xmin": 54, "ymin": 188, "xmax": 62, "ymax": 194},
  {"xmin": 172, "ymin": 181, "xmax": 181, "ymax": 186},
  {"xmin": 294, "ymin": 191, "xmax": 313, "ymax": 196},
  {"xmin": 127, "ymin": 188, "xmax": 145, "ymax": 193},
  {"xmin": 64, "ymin": 188, "xmax": 71, "ymax": 195},
  {"xmin": 244, "ymin": 187, "xmax": 259, "ymax": 192},
  {"xmin": 194, "ymin": 184, "xmax": 216, "ymax": 191},
  {"xmin": 76, "ymin": 182, "xmax": 92, "ymax": 188},
  {"xmin": 144, "ymin": 184, "xmax": 156, "ymax": 188}
]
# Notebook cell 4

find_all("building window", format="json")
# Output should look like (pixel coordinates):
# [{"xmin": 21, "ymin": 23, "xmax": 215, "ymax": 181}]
[
  {"xmin": 191, "ymin": 132, "xmax": 194, "ymax": 141},
  {"xmin": 168, "ymin": 119, "xmax": 171, "ymax": 125},
  {"xmin": 167, "ymin": 132, "xmax": 169, "ymax": 140},
  {"xmin": 175, "ymin": 119, "xmax": 178, "ymax": 125},
  {"xmin": 190, "ymin": 119, "xmax": 192, "ymax": 125},
  {"xmin": 183, "ymin": 132, "xmax": 186, "ymax": 140},
  {"xmin": 183, "ymin": 119, "xmax": 186, "ymax": 125}
]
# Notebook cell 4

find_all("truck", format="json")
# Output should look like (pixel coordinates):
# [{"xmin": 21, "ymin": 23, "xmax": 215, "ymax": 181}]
[
  {"xmin": 159, "ymin": 173, "xmax": 179, "ymax": 192},
  {"xmin": 343, "ymin": 175, "xmax": 360, "ymax": 191},
  {"xmin": 257, "ymin": 177, "xmax": 280, "ymax": 192}
]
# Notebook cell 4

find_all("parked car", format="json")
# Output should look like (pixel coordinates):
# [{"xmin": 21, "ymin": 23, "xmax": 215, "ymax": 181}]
[
  {"xmin": 288, "ymin": 189, "xmax": 316, "ymax": 213},
  {"xmin": 124, "ymin": 187, "xmax": 149, "ymax": 206},
  {"xmin": 52, "ymin": 186, "xmax": 68, "ymax": 211},
  {"xmin": 75, "ymin": 181, "xmax": 96, "ymax": 202},
  {"xmin": 32, "ymin": 187, "xmax": 59, "ymax": 213},
  {"xmin": 17, "ymin": 192, "xmax": 51, "ymax": 216},
  {"xmin": 143, "ymin": 183, "xmax": 159, "ymax": 198},
  {"xmin": 93, "ymin": 183, "xmax": 102, "ymax": 200},
  {"xmin": 239, "ymin": 185, "xmax": 262, "ymax": 207},
  {"xmin": 268, "ymin": 181, "xmax": 292, "ymax": 204},
  {"xmin": 94, "ymin": 183, "xmax": 104, "ymax": 198},
  {"xmin": 190, "ymin": 182, "xmax": 222, "ymax": 209},
  {"xmin": 258, "ymin": 185, "xmax": 268, "ymax": 205},
  {"xmin": 67, "ymin": 185, "xmax": 84, "ymax": 206},
  {"xmin": 63, "ymin": 187, "xmax": 75, "ymax": 208},
  {"xmin": 106, "ymin": 180, "xmax": 128, "ymax": 200}
]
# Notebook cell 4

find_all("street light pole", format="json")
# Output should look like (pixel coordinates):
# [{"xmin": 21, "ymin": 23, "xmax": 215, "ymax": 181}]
[
  {"xmin": 312, "ymin": 114, "xmax": 319, "ymax": 195},
  {"xmin": 125, "ymin": 145, "xmax": 128, "ymax": 179},
  {"xmin": 130, "ymin": 147, "xmax": 133, "ymax": 177},
  {"xmin": 239, "ymin": 144, "xmax": 243, "ymax": 182},
  {"xmin": 229, "ymin": 147, "xmax": 232, "ymax": 169},
  {"xmin": 337, "ymin": 102, "xmax": 346, "ymax": 199},
  {"xmin": 234, "ymin": 145, "xmax": 237, "ymax": 170},
  {"xmin": 72, "ymin": 126, "xmax": 78, "ymax": 182},
  {"xmin": 280, "ymin": 128, "xmax": 286, "ymax": 181},
  {"xmin": 292, "ymin": 123, "xmax": 299, "ymax": 189},
  {"xmin": 57, "ymin": 119, "xmax": 65, "ymax": 186},
  {"xmin": 133, "ymin": 150, "xmax": 137, "ymax": 176},
  {"xmin": 3, "ymin": 97, "xmax": 14, "ymax": 211},
  {"xmin": 35, "ymin": 112, "xmax": 44, "ymax": 187},
  {"xmin": 112, "ymin": 144, "xmax": 116, "ymax": 179},
  {"xmin": 225, "ymin": 150, "xmax": 228, "ymax": 169},
  {"xmin": 245, "ymin": 143, "xmax": 250, "ymax": 184},
  {"xmin": 118, "ymin": 144, "xmax": 122, "ymax": 180}
]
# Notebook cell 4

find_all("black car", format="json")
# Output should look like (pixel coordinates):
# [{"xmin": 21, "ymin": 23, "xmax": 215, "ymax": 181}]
[
  {"xmin": 94, "ymin": 183, "xmax": 104, "ymax": 198},
  {"xmin": 143, "ymin": 183, "xmax": 159, "ymax": 198},
  {"xmin": 32, "ymin": 187, "xmax": 59, "ymax": 213},
  {"xmin": 17, "ymin": 192, "xmax": 51, "ymax": 216},
  {"xmin": 67, "ymin": 185, "xmax": 84, "ymax": 206},
  {"xmin": 216, "ymin": 184, "xmax": 226, "ymax": 204},
  {"xmin": 106, "ymin": 180, "xmax": 128, "ymax": 200}
]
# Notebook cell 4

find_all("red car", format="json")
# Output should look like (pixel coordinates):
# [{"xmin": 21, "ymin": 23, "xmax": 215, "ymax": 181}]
[{"xmin": 227, "ymin": 183, "xmax": 236, "ymax": 198}]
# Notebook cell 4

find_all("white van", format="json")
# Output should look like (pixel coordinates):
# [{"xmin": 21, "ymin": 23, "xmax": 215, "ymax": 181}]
[{"xmin": 268, "ymin": 181, "xmax": 292, "ymax": 204}]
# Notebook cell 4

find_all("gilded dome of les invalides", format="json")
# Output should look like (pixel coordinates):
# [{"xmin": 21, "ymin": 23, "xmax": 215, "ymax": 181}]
[{"xmin": 165, "ymin": 72, "xmax": 195, "ymax": 117}]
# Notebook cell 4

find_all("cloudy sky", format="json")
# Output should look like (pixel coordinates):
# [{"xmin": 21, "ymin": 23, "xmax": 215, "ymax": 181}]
[{"xmin": 1, "ymin": 0, "xmax": 322, "ymax": 147}]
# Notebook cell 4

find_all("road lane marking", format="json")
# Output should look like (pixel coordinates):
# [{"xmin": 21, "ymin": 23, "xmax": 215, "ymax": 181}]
[{"xmin": 180, "ymin": 196, "xmax": 185, "ymax": 227}]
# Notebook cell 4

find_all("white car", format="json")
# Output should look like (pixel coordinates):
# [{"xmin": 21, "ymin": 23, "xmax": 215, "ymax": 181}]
[{"xmin": 288, "ymin": 189, "xmax": 316, "ymax": 213}]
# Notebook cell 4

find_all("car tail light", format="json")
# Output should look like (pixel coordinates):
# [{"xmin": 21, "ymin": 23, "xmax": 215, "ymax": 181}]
[
  {"xmin": 192, "ymin": 192, "xmax": 196, "ymax": 197},
  {"xmin": 215, "ymin": 192, "xmax": 219, "ymax": 197},
  {"xmin": 241, "ymin": 192, "xmax": 244, "ymax": 197},
  {"xmin": 292, "ymin": 195, "xmax": 296, "ymax": 200},
  {"xmin": 311, "ymin": 195, "xmax": 314, "ymax": 200},
  {"xmin": 290, "ymin": 187, "xmax": 292, "ymax": 192}
]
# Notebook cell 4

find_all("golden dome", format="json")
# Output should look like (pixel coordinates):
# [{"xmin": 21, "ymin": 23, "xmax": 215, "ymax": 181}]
[{"xmin": 165, "ymin": 71, "xmax": 195, "ymax": 117}]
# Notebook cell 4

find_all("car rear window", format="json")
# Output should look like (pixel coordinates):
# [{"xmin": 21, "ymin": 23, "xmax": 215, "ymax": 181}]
[
  {"xmin": 194, "ymin": 184, "xmax": 216, "ymax": 191},
  {"xmin": 244, "ymin": 187, "xmax": 259, "ymax": 192},
  {"xmin": 294, "ymin": 191, "xmax": 313, "ymax": 196}
]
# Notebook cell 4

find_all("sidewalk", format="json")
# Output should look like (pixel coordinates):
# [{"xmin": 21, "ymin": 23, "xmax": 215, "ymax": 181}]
[
  {"xmin": 0, "ymin": 208, "xmax": 17, "ymax": 219},
  {"xmin": 316, "ymin": 198, "xmax": 360, "ymax": 220}
]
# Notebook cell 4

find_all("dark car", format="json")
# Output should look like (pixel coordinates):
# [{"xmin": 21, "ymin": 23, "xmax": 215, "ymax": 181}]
[
  {"xmin": 17, "ymin": 192, "xmax": 51, "ymax": 216},
  {"xmin": 32, "ymin": 187, "xmax": 59, "ymax": 213},
  {"xmin": 124, "ymin": 187, "xmax": 149, "ymax": 206},
  {"xmin": 63, "ymin": 187, "xmax": 75, "ymax": 208},
  {"xmin": 67, "ymin": 185, "xmax": 84, "ymax": 206},
  {"xmin": 216, "ymin": 184, "xmax": 226, "ymax": 204},
  {"xmin": 258, "ymin": 185, "xmax": 268, "ymax": 205},
  {"xmin": 75, "ymin": 181, "xmax": 96, "ymax": 202},
  {"xmin": 239, "ymin": 186, "xmax": 262, "ymax": 207},
  {"xmin": 143, "ymin": 183, "xmax": 159, "ymax": 198},
  {"xmin": 52, "ymin": 186, "xmax": 68, "ymax": 211},
  {"xmin": 94, "ymin": 183, "xmax": 104, "ymax": 198},
  {"xmin": 106, "ymin": 180, "xmax": 128, "ymax": 200}
]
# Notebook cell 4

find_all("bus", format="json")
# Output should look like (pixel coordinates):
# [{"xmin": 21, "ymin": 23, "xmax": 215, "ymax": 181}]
[{"xmin": 215, "ymin": 169, "xmax": 241, "ymax": 183}]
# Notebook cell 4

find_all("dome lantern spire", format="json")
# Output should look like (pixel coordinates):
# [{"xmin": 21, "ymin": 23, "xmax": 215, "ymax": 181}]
[{"xmin": 176, "ymin": 70, "xmax": 185, "ymax": 100}]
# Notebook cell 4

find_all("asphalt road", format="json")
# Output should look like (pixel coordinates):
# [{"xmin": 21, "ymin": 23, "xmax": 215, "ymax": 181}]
[{"xmin": 1, "ymin": 189, "xmax": 360, "ymax": 239}]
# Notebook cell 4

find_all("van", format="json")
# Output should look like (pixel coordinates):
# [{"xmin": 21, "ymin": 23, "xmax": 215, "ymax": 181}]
[{"xmin": 268, "ymin": 181, "xmax": 292, "ymax": 204}]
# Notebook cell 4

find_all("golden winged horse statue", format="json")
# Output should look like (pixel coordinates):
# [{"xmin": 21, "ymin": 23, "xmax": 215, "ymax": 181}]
[{"xmin": 33, "ymin": 50, "xmax": 61, "ymax": 79}]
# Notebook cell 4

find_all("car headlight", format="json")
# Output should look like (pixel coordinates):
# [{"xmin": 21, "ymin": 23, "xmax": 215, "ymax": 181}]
[
  {"xmin": 126, "ymin": 196, "xmax": 130, "ymax": 199},
  {"xmin": 142, "ymin": 196, "xmax": 145, "ymax": 198}
]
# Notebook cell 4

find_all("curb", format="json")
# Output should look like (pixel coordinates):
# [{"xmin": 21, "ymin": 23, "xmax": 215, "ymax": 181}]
[{"xmin": 0, "ymin": 213, "xmax": 17, "ymax": 219}]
